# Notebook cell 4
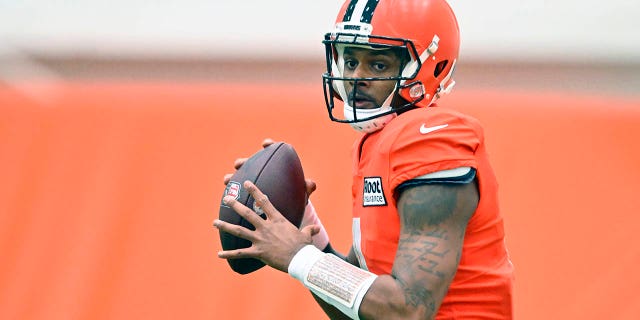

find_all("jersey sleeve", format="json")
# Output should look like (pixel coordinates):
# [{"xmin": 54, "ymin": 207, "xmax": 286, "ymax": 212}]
[{"xmin": 387, "ymin": 109, "xmax": 483, "ymax": 192}]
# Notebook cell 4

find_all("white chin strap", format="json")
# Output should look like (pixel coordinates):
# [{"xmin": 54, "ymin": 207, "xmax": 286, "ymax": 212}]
[{"xmin": 343, "ymin": 101, "xmax": 396, "ymax": 133}]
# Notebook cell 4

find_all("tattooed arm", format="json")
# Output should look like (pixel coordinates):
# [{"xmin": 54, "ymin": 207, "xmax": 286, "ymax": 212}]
[
  {"xmin": 215, "ymin": 177, "xmax": 478, "ymax": 319},
  {"xmin": 357, "ymin": 180, "xmax": 479, "ymax": 320}
]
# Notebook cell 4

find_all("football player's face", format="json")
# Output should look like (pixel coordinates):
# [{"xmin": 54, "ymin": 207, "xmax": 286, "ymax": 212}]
[{"xmin": 342, "ymin": 47, "xmax": 402, "ymax": 109}]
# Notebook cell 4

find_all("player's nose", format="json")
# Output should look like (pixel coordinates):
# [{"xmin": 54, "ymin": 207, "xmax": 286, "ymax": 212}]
[{"xmin": 349, "ymin": 66, "xmax": 370, "ymax": 88}]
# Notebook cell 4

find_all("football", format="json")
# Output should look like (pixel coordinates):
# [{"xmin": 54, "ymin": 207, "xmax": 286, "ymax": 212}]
[{"xmin": 218, "ymin": 142, "xmax": 307, "ymax": 274}]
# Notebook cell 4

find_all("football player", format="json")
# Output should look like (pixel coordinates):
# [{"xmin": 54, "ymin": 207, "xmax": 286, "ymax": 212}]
[{"xmin": 215, "ymin": 0, "xmax": 514, "ymax": 318}]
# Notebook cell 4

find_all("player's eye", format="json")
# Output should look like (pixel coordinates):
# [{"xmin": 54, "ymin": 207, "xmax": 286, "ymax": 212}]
[
  {"xmin": 344, "ymin": 59, "xmax": 358, "ymax": 70},
  {"xmin": 372, "ymin": 62, "xmax": 387, "ymax": 72}
]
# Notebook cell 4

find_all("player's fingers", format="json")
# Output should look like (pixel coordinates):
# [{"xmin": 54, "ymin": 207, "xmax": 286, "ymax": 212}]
[
  {"xmin": 305, "ymin": 178, "xmax": 317, "ymax": 196},
  {"xmin": 213, "ymin": 219, "xmax": 258, "ymax": 243},
  {"xmin": 243, "ymin": 181, "xmax": 281, "ymax": 221},
  {"xmin": 221, "ymin": 194, "xmax": 266, "ymax": 228},
  {"xmin": 217, "ymin": 247, "xmax": 257, "ymax": 260},
  {"xmin": 223, "ymin": 173, "xmax": 233, "ymax": 185},
  {"xmin": 301, "ymin": 224, "xmax": 320, "ymax": 237},
  {"xmin": 233, "ymin": 140, "xmax": 274, "ymax": 170},
  {"xmin": 261, "ymin": 138, "xmax": 275, "ymax": 148},
  {"xmin": 233, "ymin": 157, "xmax": 248, "ymax": 170}
]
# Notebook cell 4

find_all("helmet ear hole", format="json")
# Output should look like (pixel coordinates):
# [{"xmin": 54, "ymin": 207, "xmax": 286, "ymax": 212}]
[{"xmin": 434, "ymin": 60, "xmax": 449, "ymax": 77}]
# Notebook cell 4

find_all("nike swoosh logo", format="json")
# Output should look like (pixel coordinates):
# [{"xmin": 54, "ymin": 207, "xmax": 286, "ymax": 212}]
[{"xmin": 420, "ymin": 123, "xmax": 448, "ymax": 134}]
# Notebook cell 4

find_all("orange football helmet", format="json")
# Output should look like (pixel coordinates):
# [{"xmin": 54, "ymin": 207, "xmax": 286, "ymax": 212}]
[{"xmin": 323, "ymin": 0, "xmax": 460, "ymax": 132}]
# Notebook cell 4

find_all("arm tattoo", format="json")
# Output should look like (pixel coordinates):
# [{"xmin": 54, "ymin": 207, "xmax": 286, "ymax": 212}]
[
  {"xmin": 392, "ymin": 183, "xmax": 473, "ymax": 316},
  {"xmin": 396, "ymin": 232, "xmax": 449, "ymax": 279},
  {"xmin": 401, "ymin": 184, "xmax": 458, "ymax": 227},
  {"xmin": 395, "ymin": 274, "xmax": 437, "ymax": 311}
]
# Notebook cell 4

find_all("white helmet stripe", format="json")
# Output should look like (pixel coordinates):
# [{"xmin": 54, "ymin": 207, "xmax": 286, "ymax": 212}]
[{"xmin": 343, "ymin": 0, "xmax": 380, "ymax": 23}]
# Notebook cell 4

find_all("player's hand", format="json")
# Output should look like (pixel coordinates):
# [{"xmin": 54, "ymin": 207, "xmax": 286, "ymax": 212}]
[
  {"xmin": 214, "ymin": 181, "xmax": 320, "ymax": 272},
  {"xmin": 222, "ymin": 138, "xmax": 275, "ymax": 185},
  {"xmin": 222, "ymin": 138, "xmax": 317, "ymax": 196}
]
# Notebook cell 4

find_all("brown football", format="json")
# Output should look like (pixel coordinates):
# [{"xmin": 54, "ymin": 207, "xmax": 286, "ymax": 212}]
[{"xmin": 218, "ymin": 142, "xmax": 306, "ymax": 274}]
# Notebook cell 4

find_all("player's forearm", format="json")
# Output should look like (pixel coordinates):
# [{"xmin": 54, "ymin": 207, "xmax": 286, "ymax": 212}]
[
  {"xmin": 290, "ymin": 244, "xmax": 452, "ymax": 320},
  {"xmin": 312, "ymin": 292, "xmax": 354, "ymax": 320},
  {"xmin": 356, "ymin": 275, "xmax": 446, "ymax": 320},
  {"xmin": 311, "ymin": 274, "xmax": 444, "ymax": 320}
]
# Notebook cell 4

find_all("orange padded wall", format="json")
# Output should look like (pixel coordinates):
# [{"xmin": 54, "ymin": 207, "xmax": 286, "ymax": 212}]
[{"xmin": 1, "ymin": 81, "xmax": 639, "ymax": 319}]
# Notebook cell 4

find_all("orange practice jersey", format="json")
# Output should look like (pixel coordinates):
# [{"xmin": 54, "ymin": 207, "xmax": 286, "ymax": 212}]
[{"xmin": 350, "ymin": 105, "xmax": 514, "ymax": 319}]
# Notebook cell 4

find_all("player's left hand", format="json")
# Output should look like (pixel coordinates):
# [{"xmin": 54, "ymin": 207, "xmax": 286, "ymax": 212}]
[
  {"xmin": 222, "ymin": 138, "xmax": 317, "ymax": 198},
  {"xmin": 213, "ymin": 180, "xmax": 320, "ymax": 273}
]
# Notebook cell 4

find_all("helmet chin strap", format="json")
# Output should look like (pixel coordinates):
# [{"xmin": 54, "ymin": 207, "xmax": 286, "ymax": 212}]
[
  {"xmin": 343, "ymin": 91, "xmax": 397, "ymax": 133},
  {"xmin": 343, "ymin": 103, "xmax": 396, "ymax": 133}
]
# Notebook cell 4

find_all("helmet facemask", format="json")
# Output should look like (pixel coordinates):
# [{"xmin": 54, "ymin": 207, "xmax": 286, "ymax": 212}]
[{"xmin": 322, "ymin": 31, "xmax": 426, "ymax": 133}]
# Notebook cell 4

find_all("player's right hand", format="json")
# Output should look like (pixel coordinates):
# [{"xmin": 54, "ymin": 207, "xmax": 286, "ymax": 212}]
[{"xmin": 223, "ymin": 138, "xmax": 317, "ymax": 196}]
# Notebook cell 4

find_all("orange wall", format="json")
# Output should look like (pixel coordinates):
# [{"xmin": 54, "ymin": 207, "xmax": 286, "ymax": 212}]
[{"xmin": 1, "ymin": 81, "xmax": 639, "ymax": 319}]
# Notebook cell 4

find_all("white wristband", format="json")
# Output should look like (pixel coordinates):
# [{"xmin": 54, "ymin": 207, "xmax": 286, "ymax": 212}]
[
  {"xmin": 299, "ymin": 200, "xmax": 330, "ymax": 251},
  {"xmin": 288, "ymin": 245, "xmax": 377, "ymax": 320}
]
